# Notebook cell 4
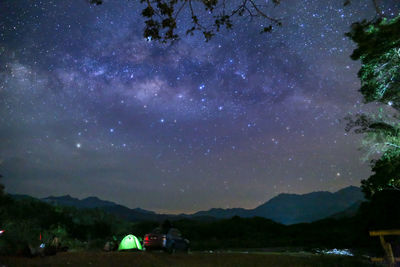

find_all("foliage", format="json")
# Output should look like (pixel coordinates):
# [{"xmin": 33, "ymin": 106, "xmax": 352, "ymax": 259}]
[
  {"xmin": 0, "ymin": 196, "xmax": 135, "ymax": 255},
  {"xmin": 357, "ymin": 190, "xmax": 400, "ymax": 230},
  {"xmin": 345, "ymin": 112, "xmax": 400, "ymax": 197},
  {"xmin": 346, "ymin": 16, "xmax": 400, "ymax": 107},
  {"xmin": 131, "ymin": 216, "xmax": 373, "ymax": 251},
  {"xmin": 361, "ymin": 157, "xmax": 400, "ymax": 199},
  {"xmin": 0, "ymin": 194, "xmax": 393, "ymax": 256},
  {"xmin": 346, "ymin": 15, "xmax": 400, "ymax": 198},
  {"xmin": 345, "ymin": 111, "xmax": 400, "ymax": 161},
  {"xmin": 90, "ymin": 0, "xmax": 281, "ymax": 43}
]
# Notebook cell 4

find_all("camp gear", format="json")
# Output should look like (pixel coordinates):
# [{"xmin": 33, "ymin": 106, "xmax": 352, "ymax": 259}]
[{"xmin": 118, "ymin": 234, "xmax": 143, "ymax": 251}]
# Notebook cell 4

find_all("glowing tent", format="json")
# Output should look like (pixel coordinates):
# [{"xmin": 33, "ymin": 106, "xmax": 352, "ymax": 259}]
[{"xmin": 118, "ymin": 234, "xmax": 143, "ymax": 251}]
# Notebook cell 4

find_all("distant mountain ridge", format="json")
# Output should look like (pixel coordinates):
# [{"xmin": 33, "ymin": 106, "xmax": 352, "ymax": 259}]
[
  {"xmin": 44, "ymin": 195, "xmax": 138, "ymax": 210},
  {"xmin": 250, "ymin": 186, "xmax": 364, "ymax": 224},
  {"xmin": 11, "ymin": 186, "xmax": 364, "ymax": 225},
  {"xmin": 41, "ymin": 195, "xmax": 167, "ymax": 222},
  {"xmin": 189, "ymin": 186, "xmax": 364, "ymax": 224}
]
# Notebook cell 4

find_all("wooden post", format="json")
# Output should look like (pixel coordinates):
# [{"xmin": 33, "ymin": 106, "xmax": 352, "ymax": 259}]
[
  {"xmin": 379, "ymin": 235, "xmax": 395, "ymax": 267},
  {"xmin": 370, "ymin": 230, "xmax": 400, "ymax": 267}
]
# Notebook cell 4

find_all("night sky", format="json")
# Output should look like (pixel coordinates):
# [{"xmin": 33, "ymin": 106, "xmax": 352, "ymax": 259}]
[{"xmin": 1, "ymin": 0, "xmax": 399, "ymax": 214}]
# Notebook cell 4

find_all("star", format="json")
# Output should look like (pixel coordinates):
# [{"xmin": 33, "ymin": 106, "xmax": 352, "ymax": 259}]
[{"xmin": 1, "ymin": 0, "xmax": 387, "ymax": 214}]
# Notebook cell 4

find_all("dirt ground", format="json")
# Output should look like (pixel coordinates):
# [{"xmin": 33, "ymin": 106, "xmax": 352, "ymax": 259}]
[{"xmin": 0, "ymin": 251, "xmax": 374, "ymax": 267}]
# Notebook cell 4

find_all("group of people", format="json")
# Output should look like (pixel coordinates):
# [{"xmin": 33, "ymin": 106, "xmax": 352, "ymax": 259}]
[{"xmin": 25, "ymin": 235, "xmax": 67, "ymax": 257}]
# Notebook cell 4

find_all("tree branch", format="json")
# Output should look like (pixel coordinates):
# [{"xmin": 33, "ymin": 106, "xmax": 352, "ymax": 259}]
[{"xmin": 372, "ymin": 0, "xmax": 383, "ymax": 17}]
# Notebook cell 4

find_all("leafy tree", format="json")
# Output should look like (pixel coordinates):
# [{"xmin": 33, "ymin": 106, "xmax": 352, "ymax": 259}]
[
  {"xmin": 357, "ymin": 190, "xmax": 400, "ymax": 230},
  {"xmin": 90, "ymin": 0, "xmax": 282, "ymax": 42},
  {"xmin": 346, "ymin": 15, "xmax": 400, "ymax": 198},
  {"xmin": 89, "ymin": 0, "xmax": 386, "ymax": 43},
  {"xmin": 347, "ymin": 16, "xmax": 400, "ymax": 107},
  {"xmin": 361, "ymin": 157, "xmax": 400, "ymax": 199}
]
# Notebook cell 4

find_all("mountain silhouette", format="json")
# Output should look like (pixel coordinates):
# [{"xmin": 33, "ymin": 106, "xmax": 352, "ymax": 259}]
[
  {"xmin": 190, "ymin": 186, "xmax": 364, "ymax": 224},
  {"xmin": 13, "ymin": 186, "xmax": 364, "ymax": 224}
]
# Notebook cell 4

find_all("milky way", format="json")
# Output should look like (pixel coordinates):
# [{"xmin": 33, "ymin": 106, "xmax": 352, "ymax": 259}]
[{"xmin": 0, "ymin": 0, "xmax": 398, "ymax": 213}]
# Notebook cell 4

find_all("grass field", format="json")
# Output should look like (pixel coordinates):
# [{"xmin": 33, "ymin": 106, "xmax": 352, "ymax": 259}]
[{"xmin": 0, "ymin": 251, "xmax": 374, "ymax": 267}]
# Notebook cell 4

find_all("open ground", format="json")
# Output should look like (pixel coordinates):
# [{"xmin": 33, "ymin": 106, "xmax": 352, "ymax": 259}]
[{"xmin": 0, "ymin": 251, "xmax": 373, "ymax": 267}]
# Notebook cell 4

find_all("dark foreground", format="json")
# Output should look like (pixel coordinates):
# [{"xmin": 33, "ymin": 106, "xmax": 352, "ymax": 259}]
[{"xmin": 0, "ymin": 251, "xmax": 373, "ymax": 267}]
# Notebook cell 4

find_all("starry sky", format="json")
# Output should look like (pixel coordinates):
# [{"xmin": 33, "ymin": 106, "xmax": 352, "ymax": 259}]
[{"xmin": 0, "ymin": 0, "xmax": 399, "ymax": 214}]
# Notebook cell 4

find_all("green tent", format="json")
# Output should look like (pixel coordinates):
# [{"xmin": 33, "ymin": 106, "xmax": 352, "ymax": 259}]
[{"xmin": 118, "ymin": 234, "xmax": 143, "ymax": 251}]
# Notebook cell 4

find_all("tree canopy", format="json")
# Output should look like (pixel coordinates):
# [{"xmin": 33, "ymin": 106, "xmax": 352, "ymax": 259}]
[
  {"xmin": 346, "ymin": 15, "xmax": 400, "ymax": 198},
  {"xmin": 88, "ymin": 0, "xmax": 388, "ymax": 43},
  {"xmin": 361, "ymin": 156, "xmax": 400, "ymax": 199},
  {"xmin": 90, "ymin": 0, "xmax": 282, "ymax": 42},
  {"xmin": 347, "ymin": 16, "xmax": 400, "ymax": 108}
]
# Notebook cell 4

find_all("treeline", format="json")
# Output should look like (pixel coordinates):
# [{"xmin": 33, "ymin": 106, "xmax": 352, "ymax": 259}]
[
  {"xmin": 131, "ymin": 216, "xmax": 372, "ymax": 252},
  {"xmin": 131, "ymin": 190, "xmax": 400, "ymax": 253},
  {"xmin": 1, "ymin": 190, "xmax": 399, "ymax": 256},
  {"xmin": 0, "ymin": 195, "xmax": 133, "ymax": 255}
]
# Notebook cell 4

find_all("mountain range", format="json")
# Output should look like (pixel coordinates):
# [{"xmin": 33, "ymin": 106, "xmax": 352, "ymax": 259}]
[
  {"xmin": 13, "ymin": 186, "xmax": 364, "ymax": 225},
  {"xmin": 190, "ymin": 186, "xmax": 364, "ymax": 224}
]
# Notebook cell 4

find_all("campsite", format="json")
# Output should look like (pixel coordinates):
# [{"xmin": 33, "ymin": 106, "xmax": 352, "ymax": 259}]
[
  {"xmin": 1, "ymin": 0, "xmax": 400, "ymax": 266},
  {"xmin": 0, "ymin": 190, "xmax": 399, "ymax": 265}
]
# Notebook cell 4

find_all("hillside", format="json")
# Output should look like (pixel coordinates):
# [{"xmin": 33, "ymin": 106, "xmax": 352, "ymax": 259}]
[
  {"xmin": 191, "ymin": 186, "xmax": 364, "ymax": 224},
  {"xmin": 19, "ymin": 186, "xmax": 365, "ymax": 224}
]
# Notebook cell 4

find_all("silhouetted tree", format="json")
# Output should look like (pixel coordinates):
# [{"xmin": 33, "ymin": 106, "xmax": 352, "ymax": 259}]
[
  {"xmin": 357, "ymin": 190, "xmax": 400, "ymax": 229},
  {"xmin": 89, "ymin": 0, "xmax": 386, "ymax": 43},
  {"xmin": 346, "ymin": 15, "xmax": 400, "ymax": 198},
  {"xmin": 361, "ymin": 157, "xmax": 400, "ymax": 199},
  {"xmin": 91, "ymin": 0, "xmax": 283, "ymax": 42}
]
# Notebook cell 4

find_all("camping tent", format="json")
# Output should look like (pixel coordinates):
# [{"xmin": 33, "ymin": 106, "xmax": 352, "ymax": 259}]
[{"xmin": 118, "ymin": 234, "xmax": 143, "ymax": 251}]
